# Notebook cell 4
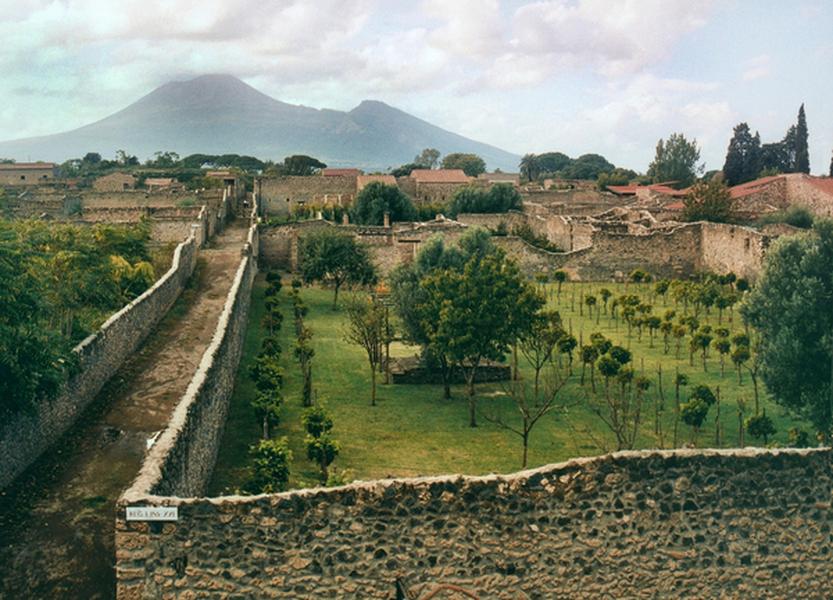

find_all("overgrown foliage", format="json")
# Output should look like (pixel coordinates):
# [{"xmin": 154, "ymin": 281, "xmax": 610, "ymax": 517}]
[
  {"xmin": 298, "ymin": 229, "xmax": 376, "ymax": 307},
  {"xmin": 448, "ymin": 184, "xmax": 522, "ymax": 217},
  {"xmin": 351, "ymin": 182, "xmax": 416, "ymax": 225},
  {"xmin": 0, "ymin": 220, "xmax": 154, "ymax": 417}
]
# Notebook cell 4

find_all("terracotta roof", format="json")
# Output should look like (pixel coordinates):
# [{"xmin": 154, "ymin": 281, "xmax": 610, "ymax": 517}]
[
  {"xmin": 0, "ymin": 162, "xmax": 56, "ymax": 170},
  {"xmin": 410, "ymin": 169, "xmax": 471, "ymax": 184},
  {"xmin": 206, "ymin": 170, "xmax": 235, "ymax": 178},
  {"xmin": 728, "ymin": 175, "xmax": 785, "ymax": 199},
  {"xmin": 805, "ymin": 176, "xmax": 833, "ymax": 197},
  {"xmin": 145, "ymin": 177, "xmax": 175, "ymax": 186},
  {"xmin": 357, "ymin": 175, "xmax": 397, "ymax": 191},
  {"xmin": 478, "ymin": 172, "xmax": 520, "ymax": 183},
  {"xmin": 322, "ymin": 168, "xmax": 362, "ymax": 177}
]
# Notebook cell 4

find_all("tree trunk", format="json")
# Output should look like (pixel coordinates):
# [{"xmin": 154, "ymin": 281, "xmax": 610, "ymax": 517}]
[
  {"xmin": 370, "ymin": 364, "xmax": 377, "ymax": 407},
  {"xmin": 332, "ymin": 281, "xmax": 340, "ymax": 309},
  {"xmin": 263, "ymin": 414, "xmax": 269, "ymax": 440},
  {"xmin": 522, "ymin": 429, "xmax": 529, "ymax": 469},
  {"xmin": 466, "ymin": 373, "xmax": 477, "ymax": 427}
]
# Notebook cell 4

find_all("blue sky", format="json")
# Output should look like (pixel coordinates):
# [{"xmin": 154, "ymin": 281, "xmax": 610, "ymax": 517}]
[{"xmin": 0, "ymin": 0, "xmax": 831, "ymax": 173}]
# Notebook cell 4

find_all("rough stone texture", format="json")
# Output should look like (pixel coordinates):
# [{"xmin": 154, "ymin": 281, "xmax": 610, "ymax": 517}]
[
  {"xmin": 257, "ymin": 175, "xmax": 356, "ymax": 215},
  {"xmin": 121, "ymin": 205, "xmax": 259, "ymax": 501},
  {"xmin": 699, "ymin": 222, "xmax": 771, "ymax": 281},
  {"xmin": 115, "ymin": 447, "xmax": 833, "ymax": 598},
  {"xmin": 0, "ymin": 225, "xmax": 202, "ymax": 491}
]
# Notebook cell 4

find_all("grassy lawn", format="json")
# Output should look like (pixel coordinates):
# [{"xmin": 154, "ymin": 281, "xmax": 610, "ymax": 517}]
[{"xmin": 209, "ymin": 276, "xmax": 808, "ymax": 494}]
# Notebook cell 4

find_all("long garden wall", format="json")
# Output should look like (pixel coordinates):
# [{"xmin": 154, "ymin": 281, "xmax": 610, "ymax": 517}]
[
  {"xmin": 0, "ymin": 222, "xmax": 203, "ymax": 490},
  {"xmin": 118, "ymin": 202, "xmax": 259, "ymax": 504},
  {"xmin": 115, "ymin": 447, "xmax": 833, "ymax": 598}
]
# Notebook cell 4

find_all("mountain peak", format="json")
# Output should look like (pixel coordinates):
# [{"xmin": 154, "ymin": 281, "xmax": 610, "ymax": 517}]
[{"xmin": 0, "ymin": 76, "xmax": 519, "ymax": 170}]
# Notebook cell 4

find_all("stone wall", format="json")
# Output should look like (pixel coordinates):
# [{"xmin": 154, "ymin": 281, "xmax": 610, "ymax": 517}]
[
  {"xmin": 115, "ymin": 447, "xmax": 833, "ymax": 598},
  {"xmin": 0, "ymin": 226, "xmax": 201, "ymax": 491},
  {"xmin": 785, "ymin": 174, "xmax": 833, "ymax": 218},
  {"xmin": 700, "ymin": 222, "xmax": 771, "ymax": 281},
  {"xmin": 118, "ymin": 203, "xmax": 259, "ymax": 501},
  {"xmin": 258, "ymin": 176, "xmax": 356, "ymax": 216}
]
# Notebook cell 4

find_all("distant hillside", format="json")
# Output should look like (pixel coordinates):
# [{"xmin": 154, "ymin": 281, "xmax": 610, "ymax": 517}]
[{"xmin": 0, "ymin": 75, "xmax": 520, "ymax": 171}]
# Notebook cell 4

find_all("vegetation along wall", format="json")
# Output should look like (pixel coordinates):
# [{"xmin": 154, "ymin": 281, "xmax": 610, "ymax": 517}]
[
  {"xmin": 0, "ymin": 223, "xmax": 203, "ymax": 490},
  {"xmin": 115, "ymin": 447, "xmax": 833, "ymax": 598}
]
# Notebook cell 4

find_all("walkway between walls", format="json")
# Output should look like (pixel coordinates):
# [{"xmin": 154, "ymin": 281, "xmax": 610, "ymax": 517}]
[{"xmin": 0, "ymin": 220, "xmax": 249, "ymax": 600}]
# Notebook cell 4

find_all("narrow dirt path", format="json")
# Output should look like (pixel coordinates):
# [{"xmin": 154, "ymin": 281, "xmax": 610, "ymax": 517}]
[{"xmin": 0, "ymin": 220, "xmax": 248, "ymax": 599}]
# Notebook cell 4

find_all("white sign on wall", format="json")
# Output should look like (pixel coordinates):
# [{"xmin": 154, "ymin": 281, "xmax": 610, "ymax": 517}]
[{"xmin": 126, "ymin": 506, "xmax": 179, "ymax": 521}]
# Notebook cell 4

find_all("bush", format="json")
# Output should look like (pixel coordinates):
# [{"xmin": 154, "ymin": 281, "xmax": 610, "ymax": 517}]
[
  {"xmin": 246, "ymin": 438, "xmax": 292, "ymax": 493},
  {"xmin": 448, "ymin": 184, "xmax": 522, "ymax": 217},
  {"xmin": 758, "ymin": 206, "xmax": 814, "ymax": 229},
  {"xmin": 351, "ymin": 182, "xmax": 416, "ymax": 225}
]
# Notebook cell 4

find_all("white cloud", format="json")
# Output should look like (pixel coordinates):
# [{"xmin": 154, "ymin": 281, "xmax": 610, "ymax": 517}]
[{"xmin": 742, "ymin": 54, "xmax": 772, "ymax": 81}]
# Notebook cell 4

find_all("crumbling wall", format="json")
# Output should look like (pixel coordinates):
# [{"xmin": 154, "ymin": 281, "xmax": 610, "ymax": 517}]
[
  {"xmin": 0, "ymin": 227, "xmax": 201, "ymax": 490},
  {"xmin": 700, "ymin": 222, "xmax": 770, "ymax": 280},
  {"xmin": 116, "ymin": 447, "xmax": 833, "ymax": 598}
]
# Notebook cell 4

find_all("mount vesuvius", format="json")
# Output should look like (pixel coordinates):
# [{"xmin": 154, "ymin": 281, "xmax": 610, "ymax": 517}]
[{"xmin": 0, "ymin": 75, "xmax": 520, "ymax": 171}]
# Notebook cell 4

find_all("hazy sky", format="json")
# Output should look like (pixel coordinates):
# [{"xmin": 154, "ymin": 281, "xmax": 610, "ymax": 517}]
[{"xmin": 1, "ymin": 0, "xmax": 831, "ymax": 172}]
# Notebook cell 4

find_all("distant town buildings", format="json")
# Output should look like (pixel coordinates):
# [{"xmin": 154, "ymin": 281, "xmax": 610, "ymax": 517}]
[
  {"xmin": 93, "ymin": 172, "xmax": 137, "ymax": 192},
  {"xmin": 0, "ymin": 162, "xmax": 58, "ymax": 185}
]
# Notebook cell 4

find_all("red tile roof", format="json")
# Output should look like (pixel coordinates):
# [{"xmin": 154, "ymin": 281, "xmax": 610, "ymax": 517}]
[
  {"xmin": 322, "ymin": 168, "xmax": 362, "ymax": 177},
  {"xmin": 410, "ymin": 169, "xmax": 471, "ymax": 184},
  {"xmin": 806, "ymin": 176, "xmax": 833, "ymax": 197},
  {"xmin": 728, "ymin": 175, "xmax": 785, "ymax": 199}
]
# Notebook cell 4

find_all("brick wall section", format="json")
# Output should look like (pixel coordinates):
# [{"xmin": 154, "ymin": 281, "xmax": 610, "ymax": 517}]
[
  {"xmin": 115, "ymin": 447, "xmax": 833, "ymax": 598},
  {"xmin": 0, "ymin": 224, "xmax": 202, "ymax": 490}
]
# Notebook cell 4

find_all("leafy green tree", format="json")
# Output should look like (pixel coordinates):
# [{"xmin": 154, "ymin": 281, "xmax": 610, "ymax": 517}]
[
  {"xmin": 391, "ymin": 163, "xmax": 421, "ymax": 177},
  {"xmin": 351, "ymin": 182, "xmax": 416, "ymax": 225},
  {"xmin": 722, "ymin": 123, "xmax": 761, "ymax": 185},
  {"xmin": 683, "ymin": 178, "xmax": 734, "ymax": 223},
  {"xmin": 742, "ymin": 220, "xmax": 833, "ymax": 439},
  {"xmin": 680, "ymin": 398, "xmax": 710, "ymax": 441},
  {"xmin": 283, "ymin": 155, "xmax": 326, "ymax": 175},
  {"xmin": 795, "ymin": 103, "xmax": 810, "ymax": 174},
  {"xmin": 561, "ymin": 154, "xmax": 614, "ymax": 180},
  {"xmin": 441, "ymin": 153, "xmax": 486, "ymax": 176},
  {"xmin": 299, "ymin": 229, "xmax": 377, "ymax": 307},
  {"xmin": 246, "ymin": 438, "xmax": 292, "ymax": 493},
  {"xmin": 418, "ymin": 244, "xmax": 543, "ymax": 427},
  {"xmin": 305, "ymin": 434, "xmax": 340, "ymax": 482},
  {"xmin": 519, "ymin": 154, "xmax": 540, "ymax": 182},
  {"xmin": 389, "ymin": 233, "xmax": 476, "ymax": 398},
  {"xmin": 519, "ymin": 310, "xmax": 564, "ymax": 397},
  {"xmin": 302, "ymin": 404, "xmax": 333, "ymax": 437},
  {"xmin": 448, "ymin": 184, "xmax": 522, "ymax": 216},
  {"xmin": 746, "ymin": 411, "xmax": 776, "ymax": 444},
  {"xmin": 536, "ymin": 152, "xmax": 573, "ymax": 175},
  {"xmin": 294, "ymin": 325, "xmax": 315, "ymax": 407},
  {"xmin": 648, "ymin": 133, "xmax": 703, "ymax": 188},
  {"xmin": 343, "ymin": 295, "xmax": 387, "ymax": 406},
  {"xmin": 414, "ymin": 148, "xmax": 441, "ymax": 169}
]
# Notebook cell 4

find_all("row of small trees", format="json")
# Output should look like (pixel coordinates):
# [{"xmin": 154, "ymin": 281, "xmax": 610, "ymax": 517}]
[{"xmin": 245, "ymin": 274, "xmax": 342, "ymax": 493}]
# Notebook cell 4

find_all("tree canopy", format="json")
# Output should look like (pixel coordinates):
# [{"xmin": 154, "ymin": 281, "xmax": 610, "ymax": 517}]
[
  {"xmin": 414, "ymin": 148, "xmax": 440, "ymax": 169},
  {"xmin": 447, "ymin": 184, "xmax": 522, "ymax": 217},
  {"xmin": 682, "ymin": 178, "xmax": 734, "ymax": 223},
  {"xmin": 647, "ymin": 133, "xmax": 702, "ymax": 188},
  {"xmin": 283, "ymin": 155, "xmax": 327, "ymax": 176},
  {"xmin": 351, "ymin": 182, "xmax": 416, "ymax": 225},
  {"xmin": 298, "ymin": 229, "xmax": 376, "ymax": 307},
  {"xmin": 441, "ymin": 153, "xmax": 487, "ymax": 177},
  {"xmin": 722, "ymin": 123, "xmax": 761, "ymax": 186},
  {"xmin": 741, "ymin": 220, "xmax": 833, "ymax": 439}
]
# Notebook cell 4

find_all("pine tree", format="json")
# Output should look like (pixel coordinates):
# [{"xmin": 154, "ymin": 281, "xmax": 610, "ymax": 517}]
[
  {"xmin": 722, "ymin": 123, "xmax": 761, "ymax": 185},
  {"xmin": 795, "ymin": 103, "xmax": 810, "ymax": 174}
]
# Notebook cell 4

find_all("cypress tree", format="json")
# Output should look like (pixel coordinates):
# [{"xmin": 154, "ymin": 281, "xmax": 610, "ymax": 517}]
[
  {"xmin": 828, "ymin": 151, "xmax": 832, "ymax": 177},
  {"xmin": 795, "ymin": 103, "xmax": 810, "ymax": 174},
  {"xmin": 722, "ymin": 123, "xmax": 761, "ymax": 185}
]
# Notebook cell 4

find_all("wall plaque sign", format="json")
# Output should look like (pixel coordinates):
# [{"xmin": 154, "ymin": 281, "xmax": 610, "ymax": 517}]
[{"xmin": 126, "ymin": 506, "xmax": 179, "ymax": 521}]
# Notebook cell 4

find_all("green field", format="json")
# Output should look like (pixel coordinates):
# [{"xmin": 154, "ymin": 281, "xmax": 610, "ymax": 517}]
[{"xmin": 208, "ymin": 276, "xmax": 808, "ymax": 494}]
